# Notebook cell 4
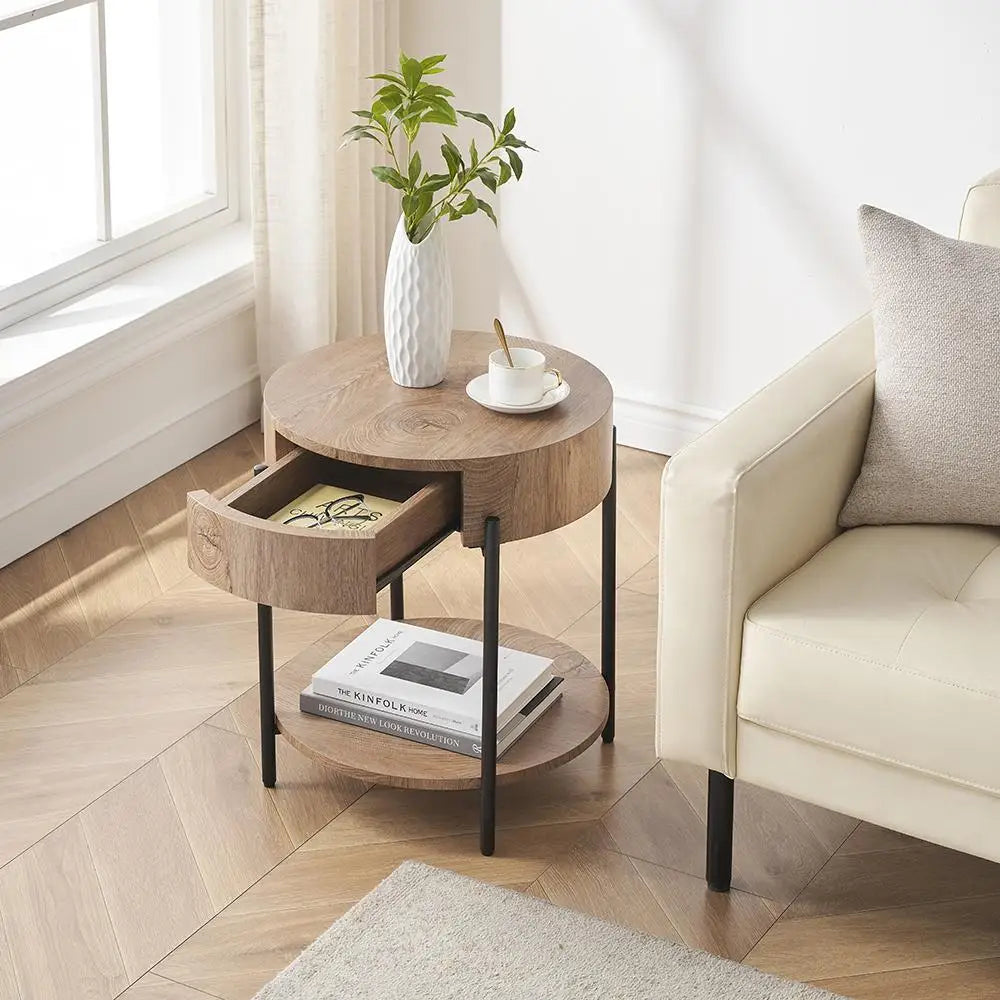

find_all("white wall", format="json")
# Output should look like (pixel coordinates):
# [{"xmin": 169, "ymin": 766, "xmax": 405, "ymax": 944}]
[
  {"xmin": 400, "ymin": 1, "xmax": 502, "ymax": 327},
  {"xmin": 401, "ymin": 0, "xmax": 1000, "ymax": 453}
]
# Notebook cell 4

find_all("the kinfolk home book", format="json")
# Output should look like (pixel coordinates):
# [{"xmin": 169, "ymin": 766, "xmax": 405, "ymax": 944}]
[
  {"xmin": 300, "ymin": 676, "xmax": 564, "ymax": 758},
  {"xmin": 310, "ymin": 619, "xmax": 553, "ymax": 735}
]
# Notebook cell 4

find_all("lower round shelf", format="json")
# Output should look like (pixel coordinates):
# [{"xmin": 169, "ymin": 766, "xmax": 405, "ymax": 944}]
[{"xmin": 274, "ymin": 617, "xmax": 609, "ymax": 790}]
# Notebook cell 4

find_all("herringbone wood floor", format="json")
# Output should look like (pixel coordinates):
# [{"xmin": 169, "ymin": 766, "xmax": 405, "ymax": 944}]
[{"xmin": 1, "ymin": 427, "xmax": 998, "ymax": 999}]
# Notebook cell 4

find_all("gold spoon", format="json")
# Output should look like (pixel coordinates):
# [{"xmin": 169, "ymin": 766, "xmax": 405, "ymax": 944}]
[{"xmin": 493, "ymin": 317, "xmax": 515, "ymax": 368}]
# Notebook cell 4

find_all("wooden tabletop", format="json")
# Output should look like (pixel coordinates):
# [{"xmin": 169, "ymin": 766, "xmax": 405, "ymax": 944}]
[
  {"xmin": 262, "ymin": 331, "xmax": 614, "ymax": 546},
  {"xmin": 263, "ymin": 331, "xmax": 613, "ymax": 466}
]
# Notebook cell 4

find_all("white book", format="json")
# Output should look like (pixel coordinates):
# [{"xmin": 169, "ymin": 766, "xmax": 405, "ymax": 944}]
[{"xmin": 310, "ymin": 618, "xmax": 553, "ymax": 736}]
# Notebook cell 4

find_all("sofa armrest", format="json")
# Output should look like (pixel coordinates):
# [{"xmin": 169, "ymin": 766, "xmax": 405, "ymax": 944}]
[
  {"xmin": 655, "ymin": 314, "xmax": 876, "ymax": 775},
  {"xmin": 958, "ymin": 168, "xmax": 1000, "ymax": 247}
]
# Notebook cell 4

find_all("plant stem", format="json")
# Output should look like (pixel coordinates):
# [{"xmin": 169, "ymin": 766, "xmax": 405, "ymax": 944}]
[
  {"xmin": 430, "ymin": 139, "xmax": 503, "ymax": 223},
  {"xmin": 383, "ymin": 125, "xmax": 404, "ymax": 179}
]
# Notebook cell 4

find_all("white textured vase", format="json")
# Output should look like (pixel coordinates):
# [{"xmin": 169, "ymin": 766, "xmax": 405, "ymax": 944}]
[{"xmin": 383, "ymin": 215, "xmax": 454, "ymax": 388}]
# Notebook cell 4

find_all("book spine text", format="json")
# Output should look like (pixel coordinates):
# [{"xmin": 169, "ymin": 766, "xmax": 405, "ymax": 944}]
[{"xmin": 300, "ymin": 691, "xmax": 484, "ymax": 756}]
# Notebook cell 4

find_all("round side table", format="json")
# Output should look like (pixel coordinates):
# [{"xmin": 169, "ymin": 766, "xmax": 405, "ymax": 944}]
[{"xmin": 195, "ymin": 331, "xmax": 616, "ymax": 856}]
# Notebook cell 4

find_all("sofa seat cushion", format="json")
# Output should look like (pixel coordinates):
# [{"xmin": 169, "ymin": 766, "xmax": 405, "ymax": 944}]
[{"xmin": 738, "ymin": 524, "xmax": 1000, "ymax": 795}]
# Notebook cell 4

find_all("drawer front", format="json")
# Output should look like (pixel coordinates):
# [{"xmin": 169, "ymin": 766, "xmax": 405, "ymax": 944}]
[{"xmin": 187, "ymin": 448, "xmax": 458, "ymax": 614}]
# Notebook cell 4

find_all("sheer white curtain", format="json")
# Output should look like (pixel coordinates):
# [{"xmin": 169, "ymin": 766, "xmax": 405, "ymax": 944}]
[{"xmin": 250, "ymin": 0, "xmax": 399, "ymax": 381}]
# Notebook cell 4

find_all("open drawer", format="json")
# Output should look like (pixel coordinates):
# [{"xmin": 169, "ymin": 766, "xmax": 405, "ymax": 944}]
[{"xmin": 187, "ymin": 448, "xmax": 459, "ymax": 614}]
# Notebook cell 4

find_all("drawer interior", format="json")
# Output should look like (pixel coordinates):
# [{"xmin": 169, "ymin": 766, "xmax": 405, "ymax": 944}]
[{"xmin": 226, "ymin": 448, "xmax": 457, "ymax": 534}]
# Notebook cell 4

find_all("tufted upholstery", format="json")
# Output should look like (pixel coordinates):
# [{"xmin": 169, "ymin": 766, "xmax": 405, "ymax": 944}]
[
  {"xmin": 739, "ymin": 524, "xmax": 1000, "ymax": 795},
  {"xmin": 657, "ymin": 170, "xmax": 1000, "ymax": 866}
]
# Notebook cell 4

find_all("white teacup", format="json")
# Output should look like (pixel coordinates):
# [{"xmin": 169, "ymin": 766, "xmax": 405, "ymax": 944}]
[{"xmin": 488, "ymin": 348, "xmax": 563, "ymax": 406}]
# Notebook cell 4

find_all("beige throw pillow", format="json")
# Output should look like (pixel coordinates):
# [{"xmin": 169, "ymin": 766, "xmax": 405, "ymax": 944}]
[{"xmin": 839, "ymin": 205, "xmax": 1000, "ymax": 527}]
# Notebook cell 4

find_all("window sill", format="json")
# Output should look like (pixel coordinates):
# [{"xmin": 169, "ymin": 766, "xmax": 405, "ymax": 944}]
[{"xmin": 0, "ymin": 223, "xmax": 254, "ymax": 433}]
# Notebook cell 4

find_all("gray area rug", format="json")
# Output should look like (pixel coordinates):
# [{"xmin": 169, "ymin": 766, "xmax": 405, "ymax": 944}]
[{"xmin": 254, "ymin": 861, "xmax": 844, "ymax": 999}]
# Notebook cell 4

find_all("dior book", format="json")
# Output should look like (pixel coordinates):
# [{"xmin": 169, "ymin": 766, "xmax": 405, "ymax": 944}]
[
  {"xmin": 310, "ymin": 619, "xmax": 553, "ymax": 736},
  {"xmin": 268, "ymin": 484, "xmax": 401, "ymax": 532}
]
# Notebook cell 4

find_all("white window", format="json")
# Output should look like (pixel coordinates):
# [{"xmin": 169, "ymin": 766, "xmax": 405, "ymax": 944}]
[{"xmin": 0, "ymin": 0, "xmax": 237, "ymax": 329}]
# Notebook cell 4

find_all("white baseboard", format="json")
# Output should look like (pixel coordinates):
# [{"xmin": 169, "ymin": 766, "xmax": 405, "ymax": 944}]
[
  {"xmin": 0, "ymin": 304, "xmax": 259, "ymax": 568},
  {"xmin": 614, "ymin": 396, "xmax": 723, "ymax": 456},
  {"xmin": 0, "ymin": 373, "xmax": 260, "ymax": 569}
]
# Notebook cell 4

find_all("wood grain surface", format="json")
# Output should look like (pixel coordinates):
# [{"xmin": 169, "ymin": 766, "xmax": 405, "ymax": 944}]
[
  {"xmin": 274, "ymin": 617, "xmax": 609, "ymax": 790},
  {"xmin": 262, "ymin": 332, "xmax": 614, "ymax": 546},
  {"xmin": 6, "ymin": 433, "xmax": 999, "ymax": 1000},
  {"xmin": 80, "ymin": 763, "xmax": 215, "ymax": 980},
  {"xmin": 186, "ymin": 449, "xmax": 459, "ymax": 614}
]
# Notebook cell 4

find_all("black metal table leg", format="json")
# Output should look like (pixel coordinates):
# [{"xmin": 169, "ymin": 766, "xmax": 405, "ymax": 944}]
[
  {"xmin": 251, "ymin": 462, "xmax": 277, "ymax": 788},
  {"xmin": 707, "ymin": 770, "xmax": 734, "ymax": 892},
  {"xmin": 601, "ymin": 427, "xmax": 617, "ymax": 743},
  {"xmin": 257, "ymin": 603, "xmax": 276, "ymax": 788},
  {"xmin": 480, "ymin": 516, "xmax": 501, "ymax": 856},
  {"xmin": 390, "ymin": 575, "xmax": 404, "ymax": 621}
]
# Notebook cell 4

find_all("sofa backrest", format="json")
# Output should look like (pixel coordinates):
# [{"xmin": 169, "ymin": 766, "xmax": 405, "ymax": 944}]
[{"xmin": 958, "ymin": 169, "xmax": 1000, "ymax": 246}]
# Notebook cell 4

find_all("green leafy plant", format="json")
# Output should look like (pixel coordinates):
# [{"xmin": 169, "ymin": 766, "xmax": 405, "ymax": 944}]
[{"xmin": 341, "ymin": 52, "xmax": 535, "ymax": 244}]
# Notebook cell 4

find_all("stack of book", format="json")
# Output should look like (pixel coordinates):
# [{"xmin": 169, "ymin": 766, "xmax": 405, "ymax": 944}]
[{"xmin": 300, "ymin": 619, "xmax": 563, "ymax": 758}]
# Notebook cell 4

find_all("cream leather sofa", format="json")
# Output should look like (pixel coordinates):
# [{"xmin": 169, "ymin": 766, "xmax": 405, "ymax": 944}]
[{"xmin": 656, "ymin": 171, "xmax": 1000, "ymax": 892}]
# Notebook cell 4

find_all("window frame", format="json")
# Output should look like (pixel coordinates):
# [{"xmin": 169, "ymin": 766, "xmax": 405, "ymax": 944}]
[{"xmin": 0, "ymin": 0, "xmax": 241, "ymax": 331}]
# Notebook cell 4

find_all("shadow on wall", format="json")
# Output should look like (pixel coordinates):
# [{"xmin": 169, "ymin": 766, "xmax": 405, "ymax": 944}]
[
  {"xmin": 636, "ymin": 0, "xmax": 867, "ymax": 401},
  {"xmin": 498, "ymin": 0, "xmax": 867, "ymax": 403},
  {"xmin": 401, "ymin": 0, "xmax": 503, "ymax": 329}
]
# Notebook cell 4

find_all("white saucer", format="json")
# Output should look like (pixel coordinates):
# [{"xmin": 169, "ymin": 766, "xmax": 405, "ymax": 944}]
[{"xmin": 465, "ymin": 373, "xmax": 571, "ymax": 414}]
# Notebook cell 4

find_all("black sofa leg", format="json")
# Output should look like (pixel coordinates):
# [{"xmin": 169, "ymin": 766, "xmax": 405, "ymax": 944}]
[{"xmin": 706, "ymin": 770, "xmax": 734, "ymax": 892}]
